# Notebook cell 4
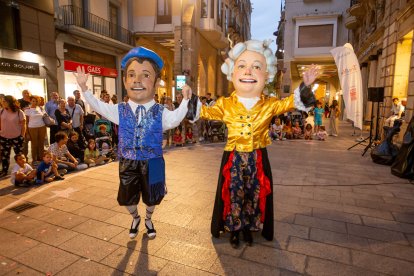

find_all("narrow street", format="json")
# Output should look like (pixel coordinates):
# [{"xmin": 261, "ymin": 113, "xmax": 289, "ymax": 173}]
[{"xmin": 0, "ymin": 120, "xmax": 413, "ymax": 275}]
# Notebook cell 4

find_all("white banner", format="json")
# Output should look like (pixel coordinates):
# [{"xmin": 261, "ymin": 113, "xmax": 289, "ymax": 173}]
[{"xmin": 330, "ymin": 43, "xmax": 363, "ymax": 130}]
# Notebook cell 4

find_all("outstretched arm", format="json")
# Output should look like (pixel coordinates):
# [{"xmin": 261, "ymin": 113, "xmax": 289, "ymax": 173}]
[
  {"xmin": 162, "ymin": 84, "xmax": 192, "ymax": 131},
  {"xmin": 73, "ymin": 66, "xmax": 119, "ymax": 124},
  {"xmin": 294, "ymin": 65, "xmax": 319, "ymax": 111}
]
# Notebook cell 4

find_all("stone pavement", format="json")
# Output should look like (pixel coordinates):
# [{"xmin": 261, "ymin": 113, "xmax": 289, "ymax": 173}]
[{"xmin": 0, "ymin": 120, "xmax": 413, "ymax": 275}]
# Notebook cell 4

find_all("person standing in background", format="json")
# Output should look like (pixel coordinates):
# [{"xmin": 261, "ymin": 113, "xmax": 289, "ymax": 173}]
[
  {"xmin": 66, "ymin": 96, "xmax": 85, "ymax": 146},
  {"xmin": 45, "ymin": 92, "xmax": 60, "ymax": 144},
  {"xmin": 73, "ymin": 89, "xmax": 86, "ymax": 113},
  {"xmin": 18, "ymin": 90, "xmax": 31, "ymax": 159},
  {"xmin": 328, "ymin": 100, "xmax": 340, "ymax": 137},
  {"xmin": 0, "ymin": 96, "xmax": 26, "ymax": 177},
  {"xmin": 25, "ymin": 96, "xmax": 46, "ymax": 164}
]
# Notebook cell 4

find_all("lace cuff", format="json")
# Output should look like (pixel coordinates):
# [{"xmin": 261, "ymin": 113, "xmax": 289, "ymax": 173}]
[{"xmin": 294, "ymin": 87, "xmax": 313, "ymax": 112}]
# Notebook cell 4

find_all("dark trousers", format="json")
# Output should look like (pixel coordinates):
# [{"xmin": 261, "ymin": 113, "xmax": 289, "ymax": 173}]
[
  {"xmin": 0, "ymin": 135, "xmax": 24, "ymax": 173},
  {"xmin": 49, "ymin": 125, "xmax": 59, "ymax": 144}
]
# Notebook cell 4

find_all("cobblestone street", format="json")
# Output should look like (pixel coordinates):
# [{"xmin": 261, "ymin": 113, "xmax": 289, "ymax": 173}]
[{"xmin": 0, "ymin": 121, "xmax": 413, "ymax": 275}]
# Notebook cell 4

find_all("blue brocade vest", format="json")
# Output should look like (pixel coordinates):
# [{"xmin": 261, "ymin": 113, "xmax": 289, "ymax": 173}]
[{"xmin": 118, "ymin": 102, "xmax": 164, "ymax": 160}]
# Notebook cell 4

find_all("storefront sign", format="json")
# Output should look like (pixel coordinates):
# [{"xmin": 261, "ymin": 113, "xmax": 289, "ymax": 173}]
[
  {"xmin": 64, "ymin": 60, "xmax": 118, "ymax": 77},
  {"xmin": 0, "ymin": 58, "xmax": 40, "ymax": 75}
]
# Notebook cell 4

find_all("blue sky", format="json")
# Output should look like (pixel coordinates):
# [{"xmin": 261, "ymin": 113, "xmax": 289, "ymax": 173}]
[{"xmin": 250, "ymin": 0, "xmax": 282, "ymax": 52}]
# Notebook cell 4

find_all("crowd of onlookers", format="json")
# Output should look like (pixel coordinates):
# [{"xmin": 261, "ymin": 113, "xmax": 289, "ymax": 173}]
[
  {"xmin": 269, "ymin": 99, "xmax": 341, "ymax": 142},
  {"xmin": 0, "ymin": 89, "xmax": 120, "ymax": 187},
  {"xmin": 0, "ymin": 88, "xmax": 343, "ymax": 187}
]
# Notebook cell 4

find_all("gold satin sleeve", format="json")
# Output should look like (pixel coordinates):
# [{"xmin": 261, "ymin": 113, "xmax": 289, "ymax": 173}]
[
  {"xmin": 270, "ymin": 94, "xmax": 295, "ymax": 116},
  {"xmin": 200, "ymin": 97, "xmax": 224, "ymax": 121}
]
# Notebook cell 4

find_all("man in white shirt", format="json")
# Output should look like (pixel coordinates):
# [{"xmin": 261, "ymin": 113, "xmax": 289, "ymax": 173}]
[
  {"xmin": 385, "ymin": 97, "xmax": 405, "ymax": 127},
  {"xmin": 66, "ymin": 96, "xmax": 85, "ymax": 145}
]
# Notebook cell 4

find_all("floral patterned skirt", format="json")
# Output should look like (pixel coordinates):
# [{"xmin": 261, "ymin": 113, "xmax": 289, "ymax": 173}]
[{"xmin": 224, "ymin": 151, "xmax": 262, "ymax": 232}]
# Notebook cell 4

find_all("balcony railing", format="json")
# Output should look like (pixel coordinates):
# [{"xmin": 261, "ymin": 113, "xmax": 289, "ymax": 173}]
[{"xmin": 58, "ymin": 5, "xmax": 134, "ymax": 46}]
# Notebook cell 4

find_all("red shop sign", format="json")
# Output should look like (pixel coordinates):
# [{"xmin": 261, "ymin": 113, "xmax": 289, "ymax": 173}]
[{"xmin": 64, "ymin": 60, "xmax": 118, "ymax": 77}]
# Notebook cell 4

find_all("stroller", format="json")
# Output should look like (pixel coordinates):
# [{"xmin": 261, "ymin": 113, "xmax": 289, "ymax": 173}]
[
  {"xmin": 83, "ymin": 113, "xmax": 97, "ymax": 141},
  {"xmin": 94, "ymin": 119, "xmax": 117, "ymax": 160},
  {"xmin": 206, "ymin": 120, "xmax": 226, "ymax": 142}
]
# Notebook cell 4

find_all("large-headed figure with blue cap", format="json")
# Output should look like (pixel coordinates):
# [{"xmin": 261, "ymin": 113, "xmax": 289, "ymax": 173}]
[{"xmin": 74, "ymin": 46, "xmax": 192, "ymax": 240}]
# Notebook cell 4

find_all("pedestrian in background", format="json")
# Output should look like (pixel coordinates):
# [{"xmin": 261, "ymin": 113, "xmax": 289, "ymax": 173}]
[
  {"xmin": 45, "ymin": 92, "xmax": 60, "ymax": 144},
  {"xmin": 55, "ymin": 99, "xmax": 72, "ymax": 134},
  {"xmin": 0, "ymin": 95, "xmax": 26, "ymax": 177},
  {"xmin": 18, "ymin": 90, "xmax": 31, "ymax": 159},
  {"xmin": 329, "ymin": 100, "xmax": 340, "ymax": 137},
  {"xmin": 25, "ymin": 95, "xmax": 47, "ymax": 164}
]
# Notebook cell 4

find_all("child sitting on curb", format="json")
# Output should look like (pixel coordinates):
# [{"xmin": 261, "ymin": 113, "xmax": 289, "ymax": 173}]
[
  {"xmin": 36, "ymin": 151, "xmax": 64, "ymax": 184},
  {"xmin": 11, "ymin": 153, "xmax": 36, "ymax": 187},
  {"xmin": 173, "ymin": 128, "xmax": 184, "ymax": 146},
  {"xmin": 316, "ymin": 125, "xmax": 328, "ymax": 141},
  {"xmin": 84, "ymin": 138, "xmax": 107, "ymax": 167},
  {"xmin": 304, "ymin": 123, "xmax": 313, "ymax": 140}
]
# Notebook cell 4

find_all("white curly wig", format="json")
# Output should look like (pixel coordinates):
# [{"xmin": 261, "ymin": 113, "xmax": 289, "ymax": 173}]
[{"xmin": 221, "ymin": 39, "xmax": 277, "ymax": 84}]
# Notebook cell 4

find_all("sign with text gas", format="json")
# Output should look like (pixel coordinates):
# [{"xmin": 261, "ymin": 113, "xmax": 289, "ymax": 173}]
[
  {"xmin": 0, "ymin": 58, "xmax": 40, "ymax": 75},
  {"xmin": 64, "ymin": 60, "xmax": 118, "ymax": 77}
]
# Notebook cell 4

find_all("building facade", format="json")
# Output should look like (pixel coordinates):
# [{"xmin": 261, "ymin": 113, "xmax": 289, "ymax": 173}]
[
  {"xmin": 54, "ymin": 0, "xmax": 134, "ymax": 103},
  {"xmin": 132, "ymin": 0, "xmax": 252, "ymax": 99},
  {"xmin": 279, "ymin": 0, "xmax": 350, "ymax": 106},
  {"xmin": 346, "ymin": 0, "xmax": 413, "ymax": 127},
  {"xmin": 0, "ymin": 0, "xmax": 57, "ymax": 101}
]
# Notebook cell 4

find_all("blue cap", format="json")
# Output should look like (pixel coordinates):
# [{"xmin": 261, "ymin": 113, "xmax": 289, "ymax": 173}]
[{"xmin": 121, "ymin": 47, "xmax": 164, "ymax": 70}]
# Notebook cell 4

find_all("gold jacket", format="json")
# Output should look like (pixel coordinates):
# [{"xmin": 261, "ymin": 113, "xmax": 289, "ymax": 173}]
[{"xmin": 201, "ymin": 92, "xmax": 295, "ymax": 152}]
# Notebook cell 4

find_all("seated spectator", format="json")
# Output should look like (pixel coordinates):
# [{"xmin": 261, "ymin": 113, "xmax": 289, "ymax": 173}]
[
  {"xmin": 173, "ymin": 128, "xmax": 184, "ymax": 146},
  {"xmin": 282, "ymin": 120, "xmax": 293, "ymax": 139},
  {"xmin": 36, "ymin": 151, "xmax": 64, "ymax": 184},
  {"xmin": 95, "ymin": 124, "xmax": 116, "ymax": 160},
  {"xmin": 316, "ymin": 125, "xmax": 328, "ymax": 141},
  {"xmin": 84, "ymin": 139, "xmax": 107, "ymax": 167},
  {"xmin": 48, "ymin": 132, "xmax": 86, "ymax": 171},
  {"xmin": 185, "ymin": 127, "xmax": 195, "ymax": 143},
  {"xmin": 292, "ymin": 121, "xmax": 303, "ymax": 139},
  {"xmin": 67, "ymin": 132, "xmax": 85, "ymax": 163},
  {"xmin": 269, "ymin": 120, "xmax": 281, "ymax": 141},
  {"xmin": 11, "ymin": 153, "xmax": 36, "ymax": 187},
  {"xmin": 304, "ymin": 124, "xmax": 313, "ymax": 140}
]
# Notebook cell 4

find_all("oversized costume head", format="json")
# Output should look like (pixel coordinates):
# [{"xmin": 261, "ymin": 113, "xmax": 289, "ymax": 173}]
[
  {"xmin": 221, "ymin": 39, "xmax": 276, "ymax": 98},
  {"xmin": 121, "ymin": 47, "xmax": 164, "ymax": 104}
]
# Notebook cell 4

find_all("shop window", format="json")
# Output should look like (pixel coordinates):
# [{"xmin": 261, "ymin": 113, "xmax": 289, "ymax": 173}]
[
  {"xmin": 0, "ymin": 2, "xmax": 21, "ymax": 50},
  {"xmin": 157, "ymin": 0, "xmax": 172, "ymax": 24},
  {"xmin": 298, "ymin": 24, "xmax": 334, "ymax": 48}
]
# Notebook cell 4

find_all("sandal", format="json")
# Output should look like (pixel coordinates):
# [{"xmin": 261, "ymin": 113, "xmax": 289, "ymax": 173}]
[
  {"xmin": 145, "ymin": 219, "xmax": 157, "ymax": 239},
  {"xmin": 129, "ymin": 216, "xmax": 141, "ymax": 239}
]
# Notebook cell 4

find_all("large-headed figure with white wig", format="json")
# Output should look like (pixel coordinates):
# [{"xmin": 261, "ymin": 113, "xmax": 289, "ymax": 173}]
[{"xmin": 184, "ymin": 39, "xmax": 318, "ymax": 248}]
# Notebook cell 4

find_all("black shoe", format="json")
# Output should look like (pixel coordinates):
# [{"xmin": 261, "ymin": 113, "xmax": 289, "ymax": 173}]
[
  {"xmin": 0, "ymin": 171, "xmax": 7, "ymax": 178},
  {"xmin": 54, "ymin": 175, "xmax": 65, "ymax": 181},
  {"xmin": 243, "ymin": 228, "xmax": 253, "ymax": 246},
  {"xmin": 129, "ymin": 216, "xmax": 141, "ymax": 239},
  {"xmin": 145, "ymin": 219, "xmax": 157, "ymax": 239},
  {"xmin": 230, "ymin": 231, "xmax": 240, "ymax": 248},
  {"xmin": 15, "ymin": 180, "xmax": 31, "ymax": 187},
  {"xmin": 59, "ymin": 169, "xmax": 68, "ymax": 177}
]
